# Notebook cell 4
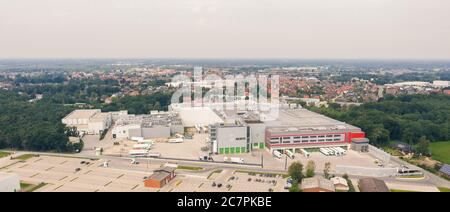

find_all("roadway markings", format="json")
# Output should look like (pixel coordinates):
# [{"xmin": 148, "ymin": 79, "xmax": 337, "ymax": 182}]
[
  {"xmin": 69, "ymin": 177, "xmax": 78, "ymax": 182},
  {"xmin": 59, "ymin": 160, "xmax": 68, "ymax": 165},
  {"xmin": 45, "ymin": 166, "xmax": 54, "ymax": 171},
  {"xmin": 30, "ymin": 173, "xmax": 40, "ymax": 178},
  {"xmin": 19, "ymin": 164, "xmax": 28, "ymax": 169},
  {"xmin": 131, "ymin": 184, "xmax": 139, "ymax": 190},
  {"xmin": 34, "ymin": 158, "xmax": 43, "ymax": 163},
  {"xmin": 59, "ymin": 176, "xmax": 68, "ymax": 181},
  {"xmin": 104, "ymin": 181, "xmax": 112, "ymax": 187},
  {"xmin": 54, "ymin": 185, "xmax": 64, "ymax": 191},
  {"xmin": 116, "ymin": 174, "xmax": 125, "ymax": 179},
  {"xmin": 84, "ymin": 170, "xmax": 92, "ymax": 175}
]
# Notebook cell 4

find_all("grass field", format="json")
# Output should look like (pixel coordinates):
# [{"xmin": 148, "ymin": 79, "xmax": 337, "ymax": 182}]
[
  {"xmin": 176, "ymin": 166, "xmax": 204, "ymax": 171},
  {"xmin": 22, "ymin": 182, "xmax": 48, "ymax": 192},
  {"xmin": 14, "ymin": 154, "xmax": 36, "ymax": 161},
  {"xmin": 438, "ymin": 187, "xmax": 450, "ymax": 192},
  {"xmin": 0, "ymin": 151, "xmax": 11, "ymax": 158},
  {"xmin": 429, "ymin": 141, "xmax": 450, "ymax": 164},
  {"xmin": 390, "ymin": 189, "xmax": 419, "ymax": 192}
]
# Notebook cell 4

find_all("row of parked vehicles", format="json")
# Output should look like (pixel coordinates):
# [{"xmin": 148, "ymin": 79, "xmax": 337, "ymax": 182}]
[{"xmin": 320, "ymin": 147, "xmax": 347, "ymax": 156}]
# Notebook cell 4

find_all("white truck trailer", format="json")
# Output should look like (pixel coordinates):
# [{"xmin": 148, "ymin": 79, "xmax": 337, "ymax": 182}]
[
  {"xmin": 273, "ymin": 150, "xmax": 283, "ymax": 159},
  {"xmin": 300, "ymin": 149, "xmax": 310, "ymax": 158},
  {"xmin": 320, "ymin": 148, "xmax": 330, "ymax": 156},
  {"xmin": 133, "ymin": 143, "xmax": 152, "ymax": 150},
  {"xmin": 168, "ymin": 138, "xmax": 184, "ymax": 143},
  {"xmin": 129, "ymin": 149, "xmax": 149, "ymax": 157},
  {"xmin": 285, "ymin": 150, "xmax": 295, "ymax": 159},
  {"xmin": 224, "ymin": 157, "xmax": 244, "ymax": 164}
]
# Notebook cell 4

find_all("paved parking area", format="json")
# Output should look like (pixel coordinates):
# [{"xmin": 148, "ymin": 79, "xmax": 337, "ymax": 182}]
[
  {"xmin": 1, "ymin": 155, "xmax": 161, "ymax": 192},
  {"xmin": 103, "ymin": 134, "xmax": 210, "ymax": 160},
  {"xmin": 150, "ymin": 134, "xmax": 210, "ymax": 160},
  {"xmin": 214, "ymin": 149, "xmax": 386, "ymax": 172},
  {"xmin": 162, "ymin": 169, "xmax": 287, "ymax": 192}
]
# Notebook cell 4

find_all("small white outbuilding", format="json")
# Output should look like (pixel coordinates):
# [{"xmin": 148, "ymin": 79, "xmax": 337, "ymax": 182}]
[{"xmin": 0, "ymin": 172, "xmax": 20, "ymax": 192}]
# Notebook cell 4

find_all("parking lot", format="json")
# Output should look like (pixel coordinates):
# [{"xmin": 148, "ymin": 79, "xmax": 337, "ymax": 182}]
[
  {"xmin": 213, "ymin": 149, "xmax": 387, "ymax": 172},
  {"xmin": 0, "ymin": 154, "xmax": 289, "ymax": 192},
  {"xmin": 1, "ymin": 155, "xmax": 163, "ymax": 192},
  {"xmin": 161, "ymin": 169, "xmax": 287, "ymax": 192},
  {"xmin": 102, "ymin": 134, "xmax": 210, "ymax": 160}
]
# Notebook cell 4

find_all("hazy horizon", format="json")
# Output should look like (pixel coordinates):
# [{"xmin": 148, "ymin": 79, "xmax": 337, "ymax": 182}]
[{"xmin": 1, "ymin": 0, "xmax": 450, "ymax": 59}]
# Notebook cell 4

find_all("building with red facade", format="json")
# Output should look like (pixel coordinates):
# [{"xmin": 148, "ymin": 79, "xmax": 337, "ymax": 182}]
[{"xmin": 263, "ymin": 109, "xmax": 365, "ymax": 152}]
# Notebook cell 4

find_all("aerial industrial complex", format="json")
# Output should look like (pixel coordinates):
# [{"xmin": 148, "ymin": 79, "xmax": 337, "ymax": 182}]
[{"xmin": 61, "ymin": 101, "xmax": 366, "ymax": 158}]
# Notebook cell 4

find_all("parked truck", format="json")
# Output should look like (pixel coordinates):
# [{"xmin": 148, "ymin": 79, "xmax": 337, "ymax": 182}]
[
  {"xmin": 273, "ymin": 150, "xmax": 283, "ymax": 159},
  {"xmin": 300, "ymin": 149, "xmax": 310, "ymax": 158},
  {"xmin": 169, "ymin": 138, "xmax": 184, "ymax": 143},
  {"xmin": 224, "ymin": 157, "xmax": 244, "ymax": 164},
  {"xmin": 285, "ymin": 150, "xmax": 295, "ymax": 159}
]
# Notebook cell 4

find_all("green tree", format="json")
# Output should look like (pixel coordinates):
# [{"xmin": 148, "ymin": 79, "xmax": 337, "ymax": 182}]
[
  {"xmin": 324, "ymin": 162, "xmax": 331, "ymax": 179},
  {"xmin": 416, "ymin": 136, "xmax": 430, "ymax": 156},
  {"xmin": 288, "ymin": 161, "xmax": 304, "ymax": 183},
  {"xmin": 306, "ymin": 160, "xmax": 316, "ymax": 178},
  {"xmin": 289, "ymin": 182, "xmax": 300, "ymax": 192}
]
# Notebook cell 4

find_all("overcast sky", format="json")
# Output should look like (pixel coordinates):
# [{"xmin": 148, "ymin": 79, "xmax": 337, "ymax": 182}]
[{"xmin": 1, "ymin": 0, "xmax": 450, "ymax": 59}]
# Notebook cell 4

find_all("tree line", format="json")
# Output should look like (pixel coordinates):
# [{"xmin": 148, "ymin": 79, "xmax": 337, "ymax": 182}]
[
  {"xmin": 310, "ymin": 94, "xmax": 450, "ymax": 146},
  {"xmin": 0, "ymin": 91, "xmax": 80, "ymax": 152}
]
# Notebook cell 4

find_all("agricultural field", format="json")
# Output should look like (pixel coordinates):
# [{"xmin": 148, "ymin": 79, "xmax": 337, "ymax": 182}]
[{"xmin": 429, "ymin": 141, "xmax": 450, "ymax": 164}]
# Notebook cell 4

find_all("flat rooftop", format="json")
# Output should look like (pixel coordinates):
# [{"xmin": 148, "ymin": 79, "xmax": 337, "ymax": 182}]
[
  {"xmin": 177, "ymin": 107, "xmax": 224, "ymax": 127},
  {"xmin": 63, "ymin": 109, "xmax": 100, "ymax": 120},
  {"xmin": 265, "ymin": 109, "xmax": 361, "ymax": 134},
  {"xmin": 116, "ymin": 113, "xmax": 182, "ymax": 128},
  {"xmin": 0, "ymin": 172, "xmax": 18, "ymax": 181},
  {"xmin": 90, "ymin": 112, "xmax": 110, "ymax": 122}
]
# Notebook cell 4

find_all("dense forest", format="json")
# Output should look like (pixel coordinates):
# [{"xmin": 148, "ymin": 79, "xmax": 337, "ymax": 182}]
[
  {"xmin": 101, "ymin": 92, "xmax": 173, "ymax": 114},
  {"xmin": 17, "ymin": 78, "xmax": 121, "ymax": 104},
  {"xmin": 0, "ymin": 75, "xmax": 173, "ymax": 152},
  {"xmin": 0, "ymin": 91, "xmax": 81, "ymax": 152},
  {"xmin": 310, "ymin": 94, "xmax": 450, "ymax": 147}
]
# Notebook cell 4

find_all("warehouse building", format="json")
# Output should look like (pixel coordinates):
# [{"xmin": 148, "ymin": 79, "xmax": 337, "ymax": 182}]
[
  {"xmin": 351, "ymin": 138, "xmax": 370, "ymax": 152},
  {"xmin": 211, "ymin": 107, "xmax": 365, "ymax": 155},
  {"xmin": 112, "ymin": 111, "xmax": 183, "ymax": 140},
  {"xmin": 211, "ymin": 123, "xmax": 248, "ymax": 154},
  {"xmin": 0, "ymin": 172, "xmax": 20, "ymax": 192},
  {"xmin": 169, "ymin": 102, "xmax": 367, "ymax": 155},
  {"xmin": 264, "ymin": 109, "xmax": 365, "ymax": 153},
  {"xmin": 62, "ymin": 109, "xmax": 112, "ymax": 135}
]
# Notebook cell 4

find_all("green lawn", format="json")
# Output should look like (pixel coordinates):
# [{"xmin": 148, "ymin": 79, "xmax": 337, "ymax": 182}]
[
  {"xmin": 207, "ymin": 169, "xmax": 223, "ymax": 179},
  {"xmin": 0, "ymin": 151, "xmax": 11, "ymax": 158},
  {"xmin": 429, "ymin": 141, "xmax": 450, "ymax": 164},
  {"xmin": 390, "ymin": 189, "xmax": 419, "ymax": 192},
  {"xmin": 397, "ymin": 175, "xmax": 424, "ymax": 179},
  {"xmin": 176, "ymin": 166, "xmax": 204, "ymax": 171},
  {"xmin": 438, "ymin": 187, "xmax": 450, "ymax": 192},
  {"xmin": 14, "ymin": 154, "xmax": 36, "ymax": 161},
  {"xmin": 20, "ymin": 182, "xmax": 47, "ymax": 192}
]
